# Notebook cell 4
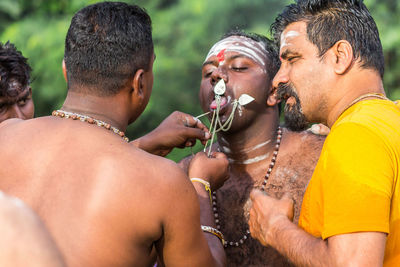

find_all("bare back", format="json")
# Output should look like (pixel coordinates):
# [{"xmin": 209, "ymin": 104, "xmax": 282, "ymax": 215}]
[{"xmin": 0, "ymin": 117, "xmax": 209, "ymax": 267}]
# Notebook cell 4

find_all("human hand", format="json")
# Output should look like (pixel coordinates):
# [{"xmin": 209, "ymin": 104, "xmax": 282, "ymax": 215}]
[
  {"xmin": 248, "ymin": 189, "xmax": 294, "ymax": 246},
  {"xmin": 188, "ymin": 151, "xmax": 229, "ymax": 190},
  {"xmin": 309, "ymin": 123, "xmax": 330, "ymax": 136},
  {"xmin": 131, "ymin": 111, "xmax": 210, "ymax": 156}
]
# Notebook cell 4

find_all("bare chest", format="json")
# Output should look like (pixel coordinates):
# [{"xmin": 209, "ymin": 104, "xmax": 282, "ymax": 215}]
[{"xmin": 214, "ymin": 161, "xmax": 311, "ymax": 266}]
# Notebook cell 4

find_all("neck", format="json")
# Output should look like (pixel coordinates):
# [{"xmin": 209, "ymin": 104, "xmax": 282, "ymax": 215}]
[
  {"xmin": 61, "ymin": 90, "xmax": 130, "ymax": 132},
  {"xmin": 217, "ymin": 110, "xmax": 279, "ymax": 168},
  {"xmin": 326, "ymin": 69, "xmax": 385, "ymax": 128}
]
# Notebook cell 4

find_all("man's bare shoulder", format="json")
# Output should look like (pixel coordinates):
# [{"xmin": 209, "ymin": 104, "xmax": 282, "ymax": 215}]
[
  {"xmin": 0, "ymin": 117, "xmax": 24, "ymax": 132},
  {"xmin": 280, "ymin": 127, "xmax": 325, "ymax": 159}
]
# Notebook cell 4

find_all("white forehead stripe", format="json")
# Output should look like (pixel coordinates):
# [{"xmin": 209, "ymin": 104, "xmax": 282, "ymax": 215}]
[
  {"xmin": 205, "ymin": 36, "xmax": 268, "ymax": 66},
  {"xmin": 280, "ymin": 30, "xmax": 300, "ymax": 49}
]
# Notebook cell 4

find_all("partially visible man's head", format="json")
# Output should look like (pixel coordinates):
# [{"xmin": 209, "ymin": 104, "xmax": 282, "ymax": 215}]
[
  {"xmin": 271, "ymin": 0, "xmax": 384, "ymax": 131},
  {"xmin": 0, "ymin": 41, "xmax": 34, "ymax": 122},
  {"xmin": 272, "ymin": 0, "xmax": 384, "ymax": 77},
  {"xmin": 200, "ymin": 30, "xmax": 280, "ymax": 133},
  {"xmin": 219, "ymin": 30, "xmax": 281, "ymax": 82},
  {"xmin": 64, "ymin": 1, "xmax": 153, "ymax": 97}
]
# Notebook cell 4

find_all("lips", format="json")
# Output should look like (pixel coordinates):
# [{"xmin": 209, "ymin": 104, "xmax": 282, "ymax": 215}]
[
  {"xmin": 286, "ymin": 95, "xmax": 296, "ymax": 105},
  {"xmin": 209, "ymin": 95, "xmax": 232, "ymax": 115},
  {"xmin": 210, "ymin": 96, "xmax": 227, "ymax": 109}
]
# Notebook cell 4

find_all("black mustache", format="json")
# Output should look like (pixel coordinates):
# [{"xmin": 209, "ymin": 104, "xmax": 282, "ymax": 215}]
[{"xmin": 277, "ymin": 83, "xmax": 295, "ymax": 101}]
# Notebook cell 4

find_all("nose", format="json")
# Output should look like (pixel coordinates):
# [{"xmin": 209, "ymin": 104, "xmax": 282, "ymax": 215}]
[
  {"xmin": 272, "ymin": 65, "xmax": 290, "ymax": 89},
  {"xmin": 210, "ymin": 66, "xmax": 228, "ymax": 86}
]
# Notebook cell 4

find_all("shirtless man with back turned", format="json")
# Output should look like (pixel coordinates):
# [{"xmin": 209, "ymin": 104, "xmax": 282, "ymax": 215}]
[
  {"xmin": 181, "ymin": 30, "xmax": 325, "ymax": 266},
  {"xmin": 0, "ymin": 2, "xmax": 229, "ymax": 266}
]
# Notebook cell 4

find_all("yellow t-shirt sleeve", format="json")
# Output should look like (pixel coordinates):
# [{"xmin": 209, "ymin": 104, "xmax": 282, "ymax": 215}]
[{"xmin": 321, "ymin": 122, "xmax": 393, "ymax": 239}]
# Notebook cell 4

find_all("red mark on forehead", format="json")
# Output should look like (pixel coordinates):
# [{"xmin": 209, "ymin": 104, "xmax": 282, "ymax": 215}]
[{"xmin": 217, "ymin": 49, "xmax": 226, "ymax": 62}]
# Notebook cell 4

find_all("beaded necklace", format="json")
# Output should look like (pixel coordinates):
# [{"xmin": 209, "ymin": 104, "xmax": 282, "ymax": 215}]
[
  {"xmin": 212, "ymin": 126, "xmax": 282, "ymax": 247},
  {"xmin": 52, "ymin": 110, "xmax": 129, "ymax": 142}
]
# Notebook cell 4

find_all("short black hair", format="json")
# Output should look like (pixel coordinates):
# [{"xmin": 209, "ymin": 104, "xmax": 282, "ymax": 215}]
[
  {"xmin": 271, "ymin": 0, "xmax": 384, "ymax": 78},
  {"xmin": 221, "ymin": 29, "xmax": 280, "ymax": 81},
  {"xmin": 0, "ymin": 41, "xmax": 32, "ymax": 98},
  {"xmin": 64, "ymin": 2, "xmax": 153, "ymax": 96}
]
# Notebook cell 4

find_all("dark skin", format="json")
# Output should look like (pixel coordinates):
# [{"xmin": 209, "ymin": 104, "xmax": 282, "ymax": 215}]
[
  {"xmin": 0, "ymin": 54, "xmax": 229, "ymax": 267},
  {"xmin": 0, "ymin": 85, "xmax": 34, "ymax": 122},
  {"xmin": 0, "ymin": 191, "xmax": 65, "ymax": 267},
  {"xmin": 180, "ymin": 36, "xmax": 325, "ymax": 266}
]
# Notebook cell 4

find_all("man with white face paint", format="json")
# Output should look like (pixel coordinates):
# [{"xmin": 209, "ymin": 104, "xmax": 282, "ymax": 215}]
[
  {"xmin": 249, "ymin": 0, "xmax": 400, "ymax": 266},
  {"xmin": 181, "ymin": 30, "xmax": 325, "ymax": 266}
]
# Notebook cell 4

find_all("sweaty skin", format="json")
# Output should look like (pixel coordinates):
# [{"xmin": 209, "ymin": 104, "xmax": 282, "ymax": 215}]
[
  {"xmin": 0, "ymin": 114, "xmax": 228, "ymax": 267},
  {"xmin": 0, "ymin": 191, "xmax": 65, "ymax": 267},
  {"xmin": 180, "ymin": 34, "xmax": 325, "ymax": 266},
  {"xmin": 182, "ymin": 130, "xmax": 323, "ymax": 267}
]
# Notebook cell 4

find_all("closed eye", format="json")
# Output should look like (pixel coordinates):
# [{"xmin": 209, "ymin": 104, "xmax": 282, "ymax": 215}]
[
  {"xmin": 204, "ymin": 71, "xmax": 213, "ymax": 78},
  {"xmin": 287, "ymin": 56, "xmax": 300, "ymax": 63},
  {"xmin": 231, "ymin": 67, "xmax": 247, "ymax": 71}
]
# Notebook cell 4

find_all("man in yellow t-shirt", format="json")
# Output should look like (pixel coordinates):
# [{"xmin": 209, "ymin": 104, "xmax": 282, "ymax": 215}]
[
  {"xmin": 247, "ymin": 0, "xmax": 400, "ymax": 266},
  {"xmin": 300, "ymin": 99, "xmax": 400, "ymax": 266}
]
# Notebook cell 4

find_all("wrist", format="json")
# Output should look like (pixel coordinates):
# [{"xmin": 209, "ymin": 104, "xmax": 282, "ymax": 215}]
[
  {"xmin": 268, "ymin": 215, "xmax": 291, "ymax": 246},
  {"xmin": 190, "ymin": 178, "xmax": 212, "ymax": 204},
  {"xmin": 132, "ymin": 133, "xmax": 160, "ymax": 155}
]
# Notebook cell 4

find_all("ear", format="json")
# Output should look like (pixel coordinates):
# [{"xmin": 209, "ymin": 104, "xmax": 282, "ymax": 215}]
[
  {"xmin": 330, "ymin": 40, "xmax": 354, "ymax": 75},
  {"xmin": 131, "ymin": 69, "xmax": 146, "ymax": 100},
  {"xmin": 266, "ymin": 85, "xmax": 281, "ymax": 107},
  {"xmin": 62, "ymin": 59, "xmax": 68, "ymax": 82}
]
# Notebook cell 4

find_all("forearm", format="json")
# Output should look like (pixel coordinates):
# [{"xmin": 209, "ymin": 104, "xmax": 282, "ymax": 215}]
[
  {"xmin": 130, "ymin": 133, "xmax": 169, "ymax": 156},
  {"xmin": 192, "ymin": 183, "xmax": 226, "ymax": 267},
  {"xmin": 269, "ymin": 216, "xmax": 331, "ymax": 267}
]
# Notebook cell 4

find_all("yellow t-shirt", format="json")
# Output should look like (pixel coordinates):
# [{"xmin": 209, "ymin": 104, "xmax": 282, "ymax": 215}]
[{"xmin": 299, "ymin": 99, "xmax": 400, "ymax": 266}]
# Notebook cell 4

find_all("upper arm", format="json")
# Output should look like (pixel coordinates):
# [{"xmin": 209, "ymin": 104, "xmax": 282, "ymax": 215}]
[
  {"xmin": 327, "ymin": 232, "xmax": 386, "ymax": 267},
  {"xmin": 321, "ymin": 123, "xmax": 394, "ymax": 238},
  {"xmin": 177, "ymin": 155, "xmax": 192, "ymax": 174},
  {"xmin": 155, "ymin": 163, "xmax": 216, "ymax": 267}
]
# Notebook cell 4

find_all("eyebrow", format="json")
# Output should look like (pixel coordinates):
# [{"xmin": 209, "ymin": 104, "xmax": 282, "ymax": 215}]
[
  {"xmin": 0, "ymin": 89, "xmax": 30, "ymax": 106},
  {"xmin": 202, "ymin": 54, "xmax": 251, "ymax": 67},
  {"xmin": 202, "ymin": 60, "xmax": 215, "ymax": 67}
]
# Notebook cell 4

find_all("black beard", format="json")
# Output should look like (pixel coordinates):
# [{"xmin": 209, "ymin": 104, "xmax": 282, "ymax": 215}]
[{"xmin": 277, "ymin": 83, "xmax": 309, "ymax": 131}]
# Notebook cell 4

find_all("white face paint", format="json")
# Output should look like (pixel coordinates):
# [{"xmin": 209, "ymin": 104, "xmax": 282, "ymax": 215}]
[
  {"xmin": 280, "ymin": 30, "xmax": 300, "ymax": 50},
  {"xmin": 204, "ymin": 36, "xmax": 268, "ymax": 67}
]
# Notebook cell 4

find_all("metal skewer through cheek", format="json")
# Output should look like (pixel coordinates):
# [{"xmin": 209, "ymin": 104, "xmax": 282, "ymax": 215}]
[{"xmin": 204, "ymin": 97, "xmax": 238, "ymax": 157}]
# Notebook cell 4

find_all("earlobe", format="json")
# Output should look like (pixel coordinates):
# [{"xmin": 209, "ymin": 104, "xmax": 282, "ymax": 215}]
[
  {"xmin": 266, "ymin": 86, "xmax": 280, "ymax": 106},
  {"xmin": 62, "ymin": 59, "xmax": 68, "ymax": 82},
  {"xmin": 332, "ymin": 40, "xmax": 353, "ymax": 75}
]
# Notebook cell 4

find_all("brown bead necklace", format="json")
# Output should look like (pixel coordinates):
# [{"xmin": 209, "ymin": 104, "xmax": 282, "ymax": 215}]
[
  {"xmin": 52, "ymin": 110, "xmax": 129, "ymax": 142},
  {"xmin": 212, "ymin": 126, "xmax": 282, "ymax": 247}
]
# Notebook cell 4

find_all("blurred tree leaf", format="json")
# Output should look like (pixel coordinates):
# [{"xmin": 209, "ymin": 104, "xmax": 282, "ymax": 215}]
[{"xmin": 1, "ymin": 0, "xmax": 399, "ymax": 162}]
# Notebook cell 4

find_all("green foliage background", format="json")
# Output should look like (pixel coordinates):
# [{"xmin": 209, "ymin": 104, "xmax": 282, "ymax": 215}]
[{"xmin": 1, "ymin": 0, "xmax": 399, "ymax": 161}]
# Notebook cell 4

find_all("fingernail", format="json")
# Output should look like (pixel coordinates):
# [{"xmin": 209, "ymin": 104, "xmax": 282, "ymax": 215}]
[
  {"xmin": 310, "ymin": 124, "xmax": 320, "ymax": 134},
  {"xmin": 205, "ymin": 132, "xmax": 211, "ymax": 139}
]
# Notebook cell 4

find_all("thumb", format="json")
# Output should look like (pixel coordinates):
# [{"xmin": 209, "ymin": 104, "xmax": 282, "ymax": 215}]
[
  {"xmin": 250, "ymin": 188, "xmax": 264, "ymax": 201},
  {"xmin": 211, "ymin": 151, "xmax": 227, "ymax": 159}
]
